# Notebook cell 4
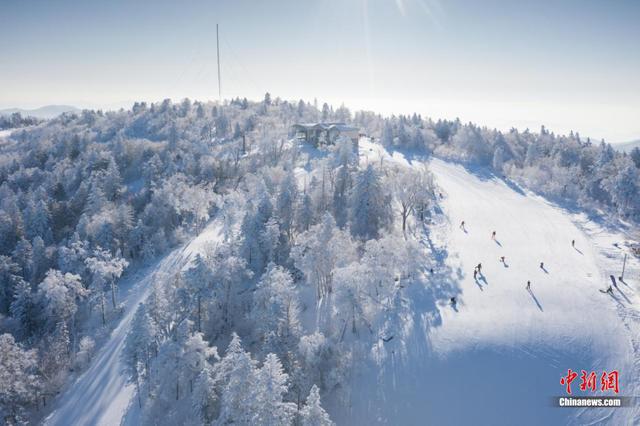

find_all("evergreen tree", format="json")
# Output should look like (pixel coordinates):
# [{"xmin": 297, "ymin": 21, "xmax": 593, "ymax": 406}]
[
  {"xmin": 0, "ymin": 255, "xmax": 22, "ymax": 315},
  {"xmin": 349, "ymin": 165, "xmax": 392, "ymax": 240},
  {"xmin": 0, "ymin": 334, "xmax": 41, "ymax": 423},
  {"xmin": 216, "ymin": 333, "xmax": 259, "ymax": 424},
  {"xmin": 300, "ymin": 385, "xmax": 334, "ymax": 426},
  {"xmin": 10, "ymin": 278, "xmax": 34, "ymax": 338},
  {"xmin": 276, "ymin": 171, "xmax": 298, "ymax": 241},
  {"xmin": 252, "ymin": 353, "xmax": 296, "ymax": 425}
]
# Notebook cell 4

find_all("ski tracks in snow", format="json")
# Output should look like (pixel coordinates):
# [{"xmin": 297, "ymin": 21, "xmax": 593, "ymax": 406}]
[{"xmin": 43, "ymin": 219, "xmax": 224, "ymax": 426}]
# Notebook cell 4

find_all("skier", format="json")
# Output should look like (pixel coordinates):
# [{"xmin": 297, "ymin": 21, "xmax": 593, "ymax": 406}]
[
  {"xmin": 429, "ymin": 268, "xmax": 434, "ymax": 275},
  {"xmin": 460, "ymin": 220, "xmax": 465, "ymax": 230},
  {"xmin": 477, "ymin": 263, "xmax": 482, "ymax": 273},
  {"xmin": 450, "ymin": 297, "xmax": 457, "ymax": 306},
  {"xmin": 540, "ymin": 262, "xmax": 544, "ymax": 269},
  {"xmin": 599, "ymin": 285, "xmax": 614, "ymax": 294},
  {"xmin": 572, "ymin": 239, "xmax": 575, "ymax": 247},
  {"xmin": 526, "ymin": 280, "xmax": 531, "ymax": 290},
  {"xmin": 500, "ymin": 256, "xmax": 505, "ymax": 263},
  {"xmin": 491, "ymin": 231, "xmax": 496, "ymax": 240}
]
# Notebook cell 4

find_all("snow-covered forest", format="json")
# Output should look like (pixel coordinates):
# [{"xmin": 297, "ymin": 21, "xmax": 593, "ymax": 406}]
[
  {"xmin": 0, "ymin": 113, "xmax": 41, "ymax": 131},
  {"xmin": 1, "ymin": 95, "xmax": 639, "ymax": 424}
]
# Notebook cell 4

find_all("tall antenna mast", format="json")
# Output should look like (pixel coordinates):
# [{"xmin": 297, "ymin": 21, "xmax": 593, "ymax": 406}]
[{"xmin": 216, "ymin": 23, "xmax": 222, "ymax": 103}]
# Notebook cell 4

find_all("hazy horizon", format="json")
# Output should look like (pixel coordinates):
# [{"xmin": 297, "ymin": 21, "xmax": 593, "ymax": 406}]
[{"xmin": 2, "ymin": 0, "xmax": 639, "ymax": 143}]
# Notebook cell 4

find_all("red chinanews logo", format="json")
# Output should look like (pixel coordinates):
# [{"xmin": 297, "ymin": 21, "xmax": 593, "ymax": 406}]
[{"xmin": 560, "ymin": 369, "xmax": 620, "ymax": 395}]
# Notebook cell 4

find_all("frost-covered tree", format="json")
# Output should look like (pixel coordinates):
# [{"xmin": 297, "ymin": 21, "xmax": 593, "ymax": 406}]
[
  {"xmin": 297, "ymin": 191, "xmax": 314, "ymax": 233},
  {"xmin": 192, "ymin": 363, "xmax": 219, "ymax": 423},
  {"xmin": 184, "ymin": 254, "xmax": 212, "ymax": 332},
  {"xmin": 381, "ymin": 120, "xmax": 394, "ymax": 147},
  {"xmin": 276, "ymin": 171, "xmax": 298, "ymax": 241},
  {"xmin": 300, "ymin": 385, "xmax": 334, "ymax": 426},
  {"xmin": 332, "ymin": 140, "xmax": 355, "ymax": 228},
  {"xmin": 603, "ymin": 161, "xmax": 639, "ymax": 217},
  {"xmin": 76, "ymin": 336, "xmax": 95, "ymax": 369},
  {"xmin": 124, "ymin": 303, "xmax": 159, "ymax": 405},
  {"xmin": 0, "ymin": 255, "xmax": 22, "ymax": 315},
  {"xmin": 216, "ymin": 333, "xmax": 259, "ymax": 424},
  {"xmin": 292, "ymin": 213, "xmax": 357, "ymax": 300},
  {"xmin": 492, "ymin": 145, "xmax": 505, "ymax": 173},
  {"xmin": 208, "ymin": 247, "xmax": 252, "ymax": 332},
  {"xmin": 10, "ymin": 278, "xmax": 35, "ymax": 338},
  {"xmin": 31, "ymin": 236, "xmax": 49, "ymax": 285},
  {"xmin": 240, "ymin": 192, "xmax": 274, "ymax": 272},
  {"xmin": 252, "ymin": 353, "xmax": 296, "ymax": 425},
  {"xmin": 349, "ymin": 165, "xmax": 392, "ymax": 240},
  {"xmin": 25, "ymin": 200, "xmax": 53, "ymax": 244},
  {"xmin": 630, "ymin": 147, "xmax": 640, "ymax": 169},
  {"xmin": 182, "ymin": 331, "xmax": 218, "ymax": 396},
  {"xmin": 85, "ymin": 247, "xmax": 128, "ymax": 324},
  {"xmin": 36, "ymin": 270, "xmax": 86, "ymax": 337},
  {"xmin": 251, "ymin": 263, "xmax": 301, "ymax": 346},
  {"xmin": 0, "ymin": 334, "xmax": 41, "ymax": 423},
  {"xmin": 12, "ymin": 238, "xmax": 33, "ymax": 284},
  {"xmin": 390, "ymin": 166, "xmax": 435, "ymax": 233}
]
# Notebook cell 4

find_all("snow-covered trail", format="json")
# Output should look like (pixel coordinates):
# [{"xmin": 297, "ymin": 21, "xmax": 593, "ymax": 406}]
[
  {"xmin": 340, "ymin": 143, "xmax": 639, "ymax": 425},
  {"xmin": 43, "ymin": 220, "xmax": 224, "ymax": 426}
]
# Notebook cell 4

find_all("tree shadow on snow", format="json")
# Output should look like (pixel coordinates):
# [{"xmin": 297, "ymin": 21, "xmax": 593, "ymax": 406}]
[{"xmin": 429, "ymin": 155, "xmax": 528, "ymax": 197}]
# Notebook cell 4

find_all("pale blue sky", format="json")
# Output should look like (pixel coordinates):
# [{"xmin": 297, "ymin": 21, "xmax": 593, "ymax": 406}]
[{"xmin": 1, "ymin": 0, "xmax": 639, "ymax": 142}]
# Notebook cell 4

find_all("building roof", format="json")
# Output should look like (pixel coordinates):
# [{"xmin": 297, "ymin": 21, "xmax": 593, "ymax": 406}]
[{"xmin": 292, "ymin": 122, "xmax": 359, "ymax": 132}]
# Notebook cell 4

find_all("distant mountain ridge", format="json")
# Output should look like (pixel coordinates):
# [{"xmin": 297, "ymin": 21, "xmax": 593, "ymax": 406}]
[
  {"xmin": 614, "ymin": 139, "xmax": 640, "ymax": 153},
  {"xmin": 0, "ymin": 105, "xmax": 80, "ymax": 119}
]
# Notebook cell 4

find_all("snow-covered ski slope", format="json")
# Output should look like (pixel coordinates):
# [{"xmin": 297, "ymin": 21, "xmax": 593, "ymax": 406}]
[
  {"xmin": 41, "ymin": 138, "xmax": 639, "ymax": 426},
  {"xmin": 43, "ymin": 219, "xmax": 224, "ymax": 426},
  {"xmin": 339, "ymin": 140, "xmax": 640, "ymax": 425}
]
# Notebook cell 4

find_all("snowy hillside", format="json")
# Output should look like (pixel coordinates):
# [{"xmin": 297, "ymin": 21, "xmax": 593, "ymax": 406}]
[
  {"xmin": 42, "ymin": 220, "xmax": 225, "ymax": 426},
  {"xmin": 38, "ymin": 138, "xmax": 640, "ymax": 426},
  {"xmin": 337, "ymin": 141, "xmax": 640, "ymax": 425},
  {"xmin": 1, "ymin": 98, "xmax": 638, "ymax": 425}
]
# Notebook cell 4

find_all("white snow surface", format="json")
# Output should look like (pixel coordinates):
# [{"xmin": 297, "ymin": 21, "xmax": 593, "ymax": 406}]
[
  {"xmin": 42, "ymin": 219, "xmax": 224, "ymax": 426},
  {"xmin": 335, "ymin": 140, "xmax": 640, "ymax": 425},
  {"xmin": 41, "ymin": 139, "xmax": 640, "ymax": 425}
]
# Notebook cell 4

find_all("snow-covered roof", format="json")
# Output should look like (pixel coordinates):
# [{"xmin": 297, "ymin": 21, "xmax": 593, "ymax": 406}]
[{"xmin": 292, "ymin": 122, "xmax": 359, "ymax": 132}]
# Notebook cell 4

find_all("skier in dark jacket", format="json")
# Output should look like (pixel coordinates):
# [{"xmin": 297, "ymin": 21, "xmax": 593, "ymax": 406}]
[{"xmin": 526, "ymin": 280, "xmax": 531, "ymax": 290}]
